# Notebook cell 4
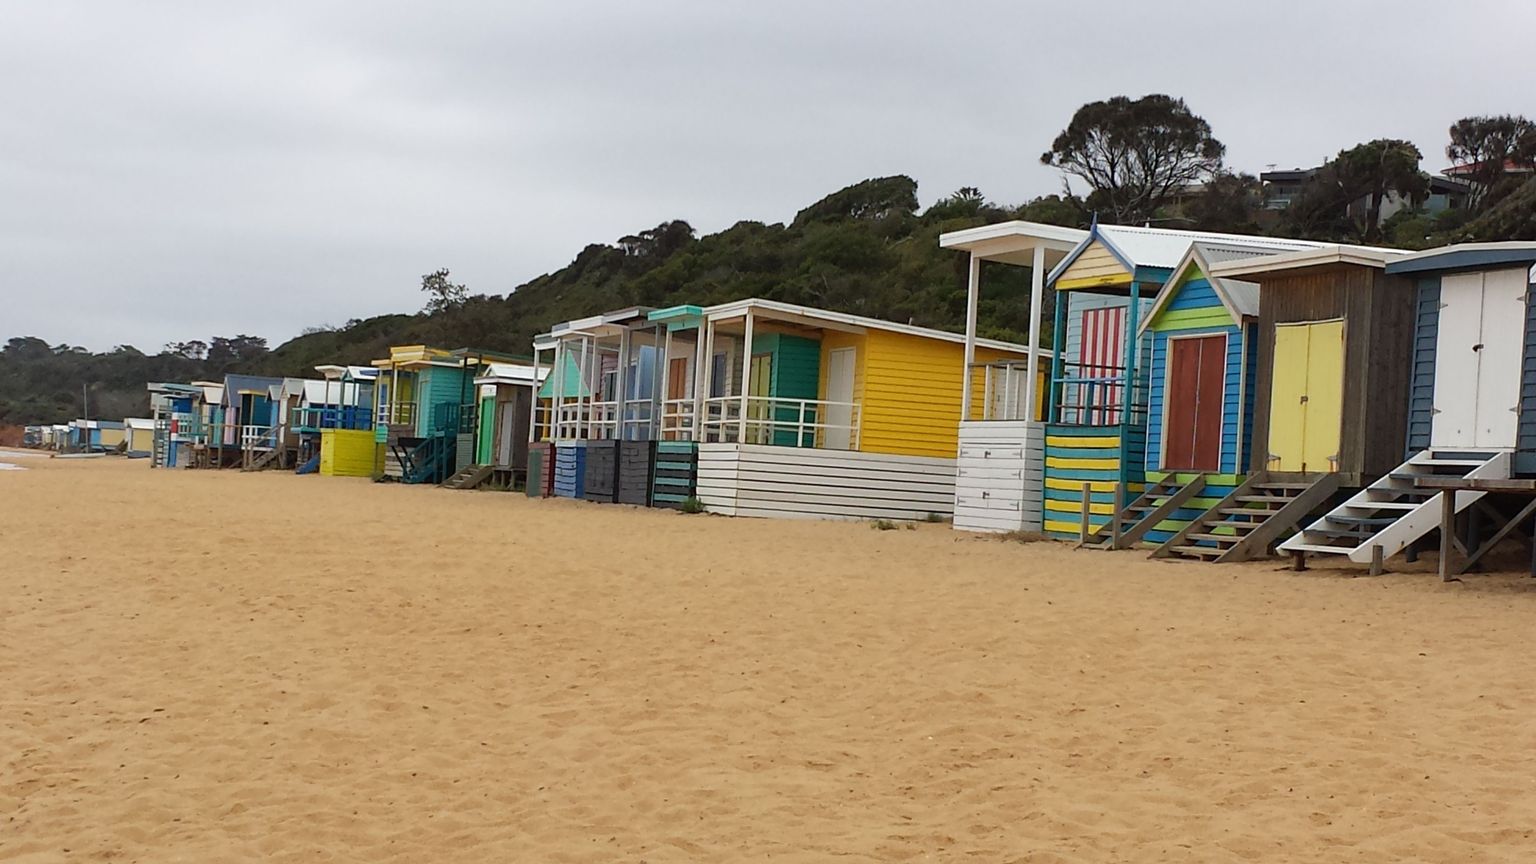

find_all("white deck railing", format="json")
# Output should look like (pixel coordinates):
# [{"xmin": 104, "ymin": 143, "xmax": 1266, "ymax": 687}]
[
  {"xmin": 700, "ymin": 396, "xmax": 860, "ymax": 449},
  {"xmin": 377, "ymin": 402, "xmax": 417, "ymax": 427},
  {"xmin": 975, "ymin": 360, "xmax": 1037, "ymax": 422}
]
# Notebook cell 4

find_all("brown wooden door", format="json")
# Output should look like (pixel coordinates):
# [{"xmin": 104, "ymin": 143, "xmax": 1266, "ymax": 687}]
[
  {"xmin": 1163, "ymin": 334, "xmax": 1226, "ymax": 472},
  {"xmin": 667, "ymin": 358, "xmax": 689, "ymax": 400}
]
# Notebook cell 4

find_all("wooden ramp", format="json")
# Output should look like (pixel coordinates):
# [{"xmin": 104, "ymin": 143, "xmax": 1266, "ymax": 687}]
[
  {"xmin": 1152, "ymin": 472, "xmax": 1342, "ymax": 563},
  {"xmin": 1279, "ymin": 451, "xmax": 1508, "ymax": 566},
  {"xmin": 1081, "ymin": 475, "xmax": 1208, "ymax": 550}
]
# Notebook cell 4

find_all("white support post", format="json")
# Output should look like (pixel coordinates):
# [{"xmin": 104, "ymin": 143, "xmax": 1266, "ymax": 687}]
[
  {"xmin": 577, "ymin": 336, "xmax": 590, "ymax": 439},
  {"xmin": 658, "ymin": 325, "xmax": 671, "ymax": 439},
  {"xmin": 529, "ymin": 345, "xmax": 543, "ymax": 446},
  {"xmin": 615, "ymin": 328, "xmax": 631, "ymax": 441},
  {"xmin": 1024, "ymin": 243, "xmax": 1046, "ymax": 423},
  {"xmin": 696, "ymin": 320, "xmax": 715, "ymax": 442},
  {"xmin": 738, "ymin": 309, "xmax": 754, "ymax": 444},
  {"xmin": 390, "ymin": 367, "xmax": 399, "ymax": 425},
  {"xmin": 961, "ymin": 253, "xmax": 981, "ymax": 421}
]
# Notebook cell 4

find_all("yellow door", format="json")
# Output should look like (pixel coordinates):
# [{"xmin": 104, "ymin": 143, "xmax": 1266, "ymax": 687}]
[
  {"xmin": 1301, "ymin": 320, "xmax": 1344, "ymax": 473},
  {"xmin": 1267, "ymin": 321, "xmax": 1344, "ymax": 473},
  {"xmin": 747, "ymin": 353, "xmax": 772, "ymax": 443}
]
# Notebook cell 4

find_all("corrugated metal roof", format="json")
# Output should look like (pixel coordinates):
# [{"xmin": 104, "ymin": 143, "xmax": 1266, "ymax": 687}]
[
  {"xmin": 474, "ymin": 362, "xmax": 547, "ymax": 386},
  {"xmin": 1096, "ymin": 225, "xmax": 1325, "ymax": 270}
]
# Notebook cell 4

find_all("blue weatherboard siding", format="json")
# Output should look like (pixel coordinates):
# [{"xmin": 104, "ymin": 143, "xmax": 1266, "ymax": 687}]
[
  {"xmin": 1406, "ymin": 277, "xmax": 1441, "ymax": 456},
  {"xmin": 416, "ymin": 366, "xmax": 467, "ymax": 435},
  {"xmin": 1517, "ymin": 279, "xmax": 1536, "ymax": 475},
  {"xmin": 1042, "ymin": 424, "xmax": 1148, "ymax": 540},
  {"xmin": 1143, "ymin": 277, "xmax": 1246, "ymax": 475}
]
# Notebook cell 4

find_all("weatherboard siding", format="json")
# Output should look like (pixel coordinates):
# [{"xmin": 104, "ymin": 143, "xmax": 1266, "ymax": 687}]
[
  {"xmin": 1406, "ymin": 277, "xmax": 1440, "ymax": 456},
  {"xmin": 1144, "ymin": 276, "xmax": 1246, "ymax": 475}
]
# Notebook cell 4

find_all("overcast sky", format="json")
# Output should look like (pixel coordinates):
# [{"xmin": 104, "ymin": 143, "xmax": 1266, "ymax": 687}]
[{"xmin": 3, "ymin": 0, "xmax": 1532, "ymax": 352}]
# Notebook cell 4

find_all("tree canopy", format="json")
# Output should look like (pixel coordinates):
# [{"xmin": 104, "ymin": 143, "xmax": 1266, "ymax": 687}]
[{"xmin": 1041, "ymin": 94, "xmax": 1225, "ymax": 224}]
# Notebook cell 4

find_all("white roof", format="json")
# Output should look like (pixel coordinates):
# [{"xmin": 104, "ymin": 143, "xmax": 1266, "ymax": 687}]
[
  {"xmin": 125, "ymin": 418, "xmax": 154, "ymax": 430},
  {"xmin": 473, "ymin": 361, "xmax": 548, "ymax": 386},
  {"xmin": 1206, "ymin": 243, "xmax": 1408, "ymax": 278},
  {"xmin": 702, "ymin": 297, "xmax": 1034, "ymax": 353},
  {"xmin": 315, "ymin": 364, "xmax": 380, "ymax": 381},
  {"xmin": 939, "ymin": 220, "xmax": 1089, "ymax": 267}
]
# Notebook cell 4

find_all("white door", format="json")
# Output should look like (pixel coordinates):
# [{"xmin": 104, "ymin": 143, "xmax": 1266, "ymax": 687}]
[
  {"xmin": 1474, "ymin": 269, "xmax": 1527, "ymax": 448},
  {"xmin": 1432, "ymin": 270, "xmax": 1527, "ymax": 449},
  {"xmin": 823, "ymin": 347, "xmax": 856, "ymax": 450}
]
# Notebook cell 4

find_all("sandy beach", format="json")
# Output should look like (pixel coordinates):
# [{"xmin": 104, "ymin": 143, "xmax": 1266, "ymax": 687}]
[{"xmin": 3, "ymin": 454, "xmax": 1536, "ymax": 862}]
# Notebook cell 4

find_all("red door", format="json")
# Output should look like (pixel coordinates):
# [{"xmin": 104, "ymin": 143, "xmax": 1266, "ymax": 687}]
[{"xmin": 1163, "ymin": 335, "xmax": 1226, "ymax": 471}]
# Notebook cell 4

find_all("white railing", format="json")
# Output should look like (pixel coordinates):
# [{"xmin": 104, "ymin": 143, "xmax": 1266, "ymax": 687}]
[
  {"xmin": 547, "ymin": 399, "xmax": 619, "ymax": 440},
  {"xmin": 376, "ymin": 402, "xmax": 417, "ymax": 427},
  {"xmin": 700, "ymin": 396, "xmax": 860, "ymax": 449},
  {"xmin": 659, "ymin": 398, "xmax": 696, "ymax": 440},
  {"xmin": 241, "ymin": 424, "xmax": 280, "ymax": 451},
  {"xmin": 975, "ymin": 360, "xmax": 1038, "ymax": 421}
]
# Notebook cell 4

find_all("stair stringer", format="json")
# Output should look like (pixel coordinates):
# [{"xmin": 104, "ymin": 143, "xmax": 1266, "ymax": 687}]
[
  {"xmin": 1280, "ymin": 450, "xmax": 1510, "ymax": 564},
  {"xmin": 1214, "ymin": 473, "xmax": 1342, "ymax": 563},
  {"xmin": 1150, "ymin": 474, "xmax": 1262, "ymax": 559},
  {"xmin": 1106, "ymin": 475, "xmax": 1208, "ymax": 549}
]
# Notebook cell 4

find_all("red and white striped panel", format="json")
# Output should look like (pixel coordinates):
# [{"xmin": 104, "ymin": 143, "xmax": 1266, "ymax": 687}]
[{"xmin": 1078, "ymin": 306, "xmax": 1125, "ymax": 425}]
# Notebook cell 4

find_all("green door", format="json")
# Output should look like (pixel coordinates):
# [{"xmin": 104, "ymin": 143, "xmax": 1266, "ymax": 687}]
[{"xmin": 477, "ymin": 396, "xmax": 495, "ymax": 465}]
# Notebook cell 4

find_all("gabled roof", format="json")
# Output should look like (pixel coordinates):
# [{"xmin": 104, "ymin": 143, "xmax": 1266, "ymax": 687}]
[
  {"xmin": 1049, "ymin": 224, "xmax": 1328, "ymax": 285},
  {"xmin": 222, "ymin": 374, "xmax": 285, "ymax": 404},
  {"xmin": 1138, "ymin": 241, "xmax": 1276, "ymax": 336}
]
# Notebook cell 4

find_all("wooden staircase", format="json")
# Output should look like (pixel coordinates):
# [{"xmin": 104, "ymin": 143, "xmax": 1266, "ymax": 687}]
[
  {"xmin": 241, "ymin": 447, "xmax": 281, "ymax": 472},
  {"xmin": 1081, "ymin": 476, "xmax": 1208, "ymax": 550},
  {"xmin": 444, "ymin": 463, "xmax": 494, "ymax": 490},
  {"xmin": 1278, "ymin": 451, "xmax": 1509, "ymax": 566},
  {"xmin": 1152, "ymin": 472, "xmax": 1343, "ymax": 563}
]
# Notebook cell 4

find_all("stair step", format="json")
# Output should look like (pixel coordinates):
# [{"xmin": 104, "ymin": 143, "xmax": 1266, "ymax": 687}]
[
  {"xmin": 1253, "ymin": 483, "xmax": 1317, "ymax": 490},
  {"xmin": 1218, "ymin": 506, "xmax": 1282, "ymax": 516},
  {"xmin": 1413, "ymin": 458, "xmax": 1494, "ymax": 467},
  {"xmin": 1282, "ymin": 542, "xmax": 1360, "ymax": 555},
  {"xmin": 1325, "ymin": 515, "xmax": 1400, "ymax": 527},
  {"xmin": 1187, "ymin": 532, "xmax": 1242, "ymax": 545},
  {"xmin": 1207, "ymin": 519, "xmax": 1262, "ymax": 532},
  {"xmin": 1349, "ymin": 500, "xmax": 1420, "ymax": 511},
  {"xmin": 1301, "ymin": 528, "xmax": 1370, "ymax": 542},
  {"xmin": 1236, "ymin": 495, "xmax": 1295, "ymax": 504},
  {"xmin": 1169, "ymin": 545, "xmax": 1223, "ymax": 558}
]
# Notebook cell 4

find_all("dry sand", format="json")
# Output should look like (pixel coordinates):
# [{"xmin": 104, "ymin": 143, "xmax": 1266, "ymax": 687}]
[{"xmin": 3, "ymin": 454, "xmax": 1536, "ymax": 862}]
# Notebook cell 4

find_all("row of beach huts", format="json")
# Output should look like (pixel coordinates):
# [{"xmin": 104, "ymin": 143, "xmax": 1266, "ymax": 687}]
[{"xmin": 26, "ymin": 224, "xmax": 1536, "ymax": 575}]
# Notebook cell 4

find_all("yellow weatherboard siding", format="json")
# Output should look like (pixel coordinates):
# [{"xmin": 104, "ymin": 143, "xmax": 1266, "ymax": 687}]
[
  {"xmin": 1055, "ymin": 241, "xmax": 1131, "ymax": 291},
  {"xmin": 855, "ymin": 330, "xmax": 1028, "ymax": 458},
  {"xmin": 320, "ymin": 429, "xmax": 378, "ymax": 477}
]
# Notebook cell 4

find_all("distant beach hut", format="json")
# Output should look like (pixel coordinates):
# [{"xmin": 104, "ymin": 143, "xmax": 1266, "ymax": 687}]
[
  {"xmin": 123, "ymin": 418, "xmax": 155, "ymax": 456},
  {"xmin": 462, "ymin": 361, "xmax": 546, "ymax": 490}
]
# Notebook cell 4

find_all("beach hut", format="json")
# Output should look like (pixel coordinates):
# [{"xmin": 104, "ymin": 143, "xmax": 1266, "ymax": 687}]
[
  {"xmin": 458, "ymin": 361, "xmax": 545, "ymax": 490},
  {"xmin": 147, "ymin": 382, "xmax": 203, "ymax": 468},
  {"xmin": 682, "ymin": 298, "xmax": 1035, "ymax": 520},
  {"xmin": 123, "ymin": 418, "xmax": 155, "ymax": 456},
  {"xmin": 372, "ymin": 345, "xmax": 527, "ymax": 484},
  {"xmin": 297, "ymin": 366, "xmax": 378, "ymax": 476},
  {"xmin": 1250, "ymin": 243, "xmax": 1536, "ymax": 567}
]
